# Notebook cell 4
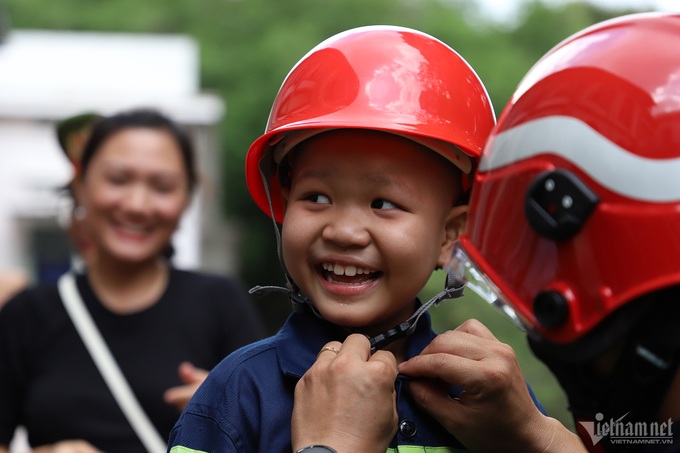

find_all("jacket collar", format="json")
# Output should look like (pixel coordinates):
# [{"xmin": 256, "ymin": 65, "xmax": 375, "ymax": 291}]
[{"xmin": 276, "ymin": 302, "xmax": 436, "ymax": 378}]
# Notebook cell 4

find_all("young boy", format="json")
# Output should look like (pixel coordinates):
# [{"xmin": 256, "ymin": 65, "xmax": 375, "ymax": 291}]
[{"xmin": 168, "ymin": 25, "xmax": 537, "ymax": 452}]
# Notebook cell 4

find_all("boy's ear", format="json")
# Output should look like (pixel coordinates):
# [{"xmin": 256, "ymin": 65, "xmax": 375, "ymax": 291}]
[{"xmin": 437, "ymin": 204, "xmax": 469, "ymax": 267}]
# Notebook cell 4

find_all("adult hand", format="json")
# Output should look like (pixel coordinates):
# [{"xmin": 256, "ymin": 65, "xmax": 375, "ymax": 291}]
[
  {"xmin": 163, "ymin": 361, "xmax": 209, "ymax": 412},
  {"xmin": 292, "ymin": 334, "xmax": 399, "ymax": 453},
  {"xmin": 31, "ymin": 440, "xmax": 104, "ymax": 453},
  {"xmin": 398, "ymin": 319, "xmax": 585, "ymax": 452}
]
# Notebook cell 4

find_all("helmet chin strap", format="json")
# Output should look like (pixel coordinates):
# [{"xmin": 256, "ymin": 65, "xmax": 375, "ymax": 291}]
[
  {"xmin": 254, "ymin": 147, "xmax": 303, "ymax": 297},
  {"xmin": 250, "ymin": 271, "xmax": 465, "ymax": 354},
  {"xmin": 249, "ymin": 274, "xmax": 464, "ymax": 353},
  {"xmin": 362, "ymin": 272, "xmax": 464, "ymax": 353}
]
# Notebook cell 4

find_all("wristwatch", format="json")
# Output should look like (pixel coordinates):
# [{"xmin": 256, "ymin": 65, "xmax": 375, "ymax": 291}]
[{"xmin": 295, "ymin": 446, "xmax": 337, "ymax": 453}]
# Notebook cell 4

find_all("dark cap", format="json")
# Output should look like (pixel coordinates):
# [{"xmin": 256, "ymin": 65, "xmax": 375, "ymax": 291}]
[{"xmin": 56, "ymin": 112, "xmax": 102, "ymax": 165}]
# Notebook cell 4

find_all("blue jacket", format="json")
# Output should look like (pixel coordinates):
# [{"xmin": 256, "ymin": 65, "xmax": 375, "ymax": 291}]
[{"xmin": 168, "ymin": 308, "xmax": 545, "ymax": 452}]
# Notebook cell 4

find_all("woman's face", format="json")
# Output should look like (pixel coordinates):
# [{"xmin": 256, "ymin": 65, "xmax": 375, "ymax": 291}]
[{"xmin": 76, "ymin": 127, "xmax": 190, "ymax": 265}]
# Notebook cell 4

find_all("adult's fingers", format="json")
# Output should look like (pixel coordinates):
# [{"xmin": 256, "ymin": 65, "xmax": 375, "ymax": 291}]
[
  {"xmin": 371, "ymin": 349, "xmax": 398, "ymax": 371},
  {"xmin": 454, "ymin": 318, "xmax": 499, "ymax": 340},
  {"xmin": 293, "ymin": 334, "xmax": 398, "ymax": 453},
  {"xmin": 399, "ymin": 323, "xmax": 522, "ymax": 396},
  {"xmin": 406, "ymin": 378, "xmax": 461, "ymax": 422},
  {"xmin": 334, "ymin": 334, "xmax": 371, "ymax": 359},
  {"xmin": 336, "ymin": 335, "xmax": 397, "ymax": 380},
  {"xmin": 314, "ymin": 335, "xmax": 397, "ymax": 382},
  {"xmin": 398, "ymin": 351, "xmax": 477, "ymax": 392},
  {"xmin": 407, "ymin": 320, "xmax": 501, "ymax": 362},
  {"xmin": 314, "ymin": 340, "xmax": 343, "ymax": 362}
]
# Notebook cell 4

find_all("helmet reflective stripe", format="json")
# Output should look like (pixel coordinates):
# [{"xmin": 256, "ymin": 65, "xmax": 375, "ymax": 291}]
[{"xmin": 481, "ymin": 115, "xmax": 680, "ymax": 202}]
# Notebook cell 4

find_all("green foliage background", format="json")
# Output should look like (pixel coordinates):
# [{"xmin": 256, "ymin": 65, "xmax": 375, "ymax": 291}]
[{"xmin": 2, "ymin": 0, "xmax": 646, "ymax": 433}]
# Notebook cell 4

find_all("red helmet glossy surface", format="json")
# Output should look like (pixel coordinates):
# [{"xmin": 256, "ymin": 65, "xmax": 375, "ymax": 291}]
[
  {"xmin": 246, "ymin": 25, "xmax": 495, "ymax": 222},
  {"xmin": 460, "ymin": 12, "xmax": 680, "ymax": 344}
]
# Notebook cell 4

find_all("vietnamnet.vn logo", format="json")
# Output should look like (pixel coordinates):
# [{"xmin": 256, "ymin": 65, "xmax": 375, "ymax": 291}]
[{"xmin": 579, "ymin": 413, "xmax": 674, "ymax": 446}]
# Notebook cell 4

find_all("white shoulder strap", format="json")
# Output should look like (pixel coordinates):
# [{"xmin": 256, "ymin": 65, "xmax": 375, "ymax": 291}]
[{"xmin": 58, "ymin": 272, "xmax": 168, "ymax": 453}]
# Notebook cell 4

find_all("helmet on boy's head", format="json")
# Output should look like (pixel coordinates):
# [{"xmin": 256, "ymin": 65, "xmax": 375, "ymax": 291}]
[
  {"xmin": 245, "ymin": 25, "xmax": 495, "ymax": 223},
  {"xmin": 452, "ymin": 13, "xmax": 680, "ymax": 349}
]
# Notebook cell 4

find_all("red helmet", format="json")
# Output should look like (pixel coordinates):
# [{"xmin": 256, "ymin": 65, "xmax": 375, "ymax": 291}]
[
  {"xmin": 452, "ymin": 13, "xmax": 680, "ymax": 345},
  {"xmin": 245, "ymin": 25, "xmax": 495, "ymax": 222}
]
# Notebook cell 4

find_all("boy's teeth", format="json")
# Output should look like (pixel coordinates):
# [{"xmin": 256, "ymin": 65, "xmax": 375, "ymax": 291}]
[{"xmin": 324, "ymin": 263, "xmax": 370, "ymax": 276}]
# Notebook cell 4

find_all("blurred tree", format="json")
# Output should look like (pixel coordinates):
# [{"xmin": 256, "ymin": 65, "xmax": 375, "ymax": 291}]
[
  {"xmin": 0, "ymin": 1, "xmax": 9, "ymax": 42},
  {"xmin": 4, "ymin": 0, "xmax": 646, "ymax": 430}
]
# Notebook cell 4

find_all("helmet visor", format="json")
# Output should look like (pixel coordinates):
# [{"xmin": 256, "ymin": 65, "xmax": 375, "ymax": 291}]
[{"xmin": 445, "ymin": 244, "xmax": 534, "ymax": 334}]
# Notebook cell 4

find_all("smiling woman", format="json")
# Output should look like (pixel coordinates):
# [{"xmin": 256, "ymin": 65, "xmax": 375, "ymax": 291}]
[
  {"xmin": 75, "ymin": 112, "xmax": 194, "ymax": 297},
  {"xmin": 0, "ymin": 109, "xmax": 266, "ymax": 453}
]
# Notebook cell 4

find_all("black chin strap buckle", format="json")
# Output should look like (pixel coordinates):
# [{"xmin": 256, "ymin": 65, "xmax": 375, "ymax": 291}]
[
  {"xmin": 369, "ymin": 277, "xmax": 465, "ymax": 353},
  {"xmin": 370, "ymin": 322, "xmax": 413, "ymax": 352}
]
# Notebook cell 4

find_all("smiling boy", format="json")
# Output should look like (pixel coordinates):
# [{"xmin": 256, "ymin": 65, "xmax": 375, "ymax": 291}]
[
  {"xmin": 168, "ymin": 25, "xmax": 522, "ymax": 453},
  {"xmin": 281, "ymin": 130, "xmax": 467, "ymax": 361}
]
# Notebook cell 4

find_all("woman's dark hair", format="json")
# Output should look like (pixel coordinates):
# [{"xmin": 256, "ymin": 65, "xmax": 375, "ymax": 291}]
[{"xmin": 80, "ymin": 108, "xmax": 197, "ymax": 191}]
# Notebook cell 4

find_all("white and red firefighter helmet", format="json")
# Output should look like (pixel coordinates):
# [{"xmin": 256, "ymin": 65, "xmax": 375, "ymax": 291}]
[{"xmin": 451, "ymin": 12, "xmax": 680, "ymax": 346}]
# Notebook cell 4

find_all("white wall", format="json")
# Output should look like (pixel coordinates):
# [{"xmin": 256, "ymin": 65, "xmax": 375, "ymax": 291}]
[{"xmin": 0, "ymin": 29, "xmax": 227, "ymax": 281}]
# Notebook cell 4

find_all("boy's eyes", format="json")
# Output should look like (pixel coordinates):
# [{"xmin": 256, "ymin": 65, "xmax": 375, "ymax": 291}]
[
  {"xmin": 370, "ymin": 199, "xmax": 397, "ymax": 210},
  {"xmin": 305, "ymin": 193, "xmax": 331, "ymax": 204},
  {"xmin": 302, "ymin": 194, "xmax": 398, "ymax": 210}
]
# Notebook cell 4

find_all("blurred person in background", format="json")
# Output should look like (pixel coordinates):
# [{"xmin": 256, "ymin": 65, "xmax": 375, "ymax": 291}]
[
  {"xmin": 56, "ymin": 112, "xmax": 102, "ymax": 270},
  {"xmin": 0, "ymin": 109, "xmax": 265, "ymax": 453},
  {"xmin": 0, "ymin": 270, "xmax": 27, "ymax": 309},
  {"xmin": 291, "ymin": 12, "xmax": 680, "ymax": 453}
]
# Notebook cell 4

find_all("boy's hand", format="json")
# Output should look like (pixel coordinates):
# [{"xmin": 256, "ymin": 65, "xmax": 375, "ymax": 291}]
[
  {"xmin": 292, "ymin": 334, "xmax": 398, "ymax": 453},
  {"xmin": 398, "ymin": 319, "xmax": 584, "ymax": 452}
]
